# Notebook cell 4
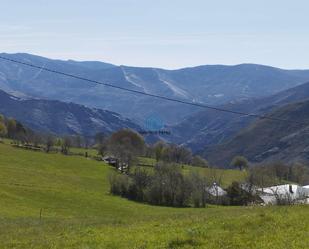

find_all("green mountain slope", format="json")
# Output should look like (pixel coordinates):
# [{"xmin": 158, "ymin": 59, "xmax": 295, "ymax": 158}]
[{"xmin": 204, "ymin": 100, "xmax": 309, "ymax": 166}]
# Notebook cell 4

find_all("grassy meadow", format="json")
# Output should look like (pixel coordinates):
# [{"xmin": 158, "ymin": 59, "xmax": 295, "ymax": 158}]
[{"xmin": 0, "ymin": 142, "xmax": 309, "ymax": 248}]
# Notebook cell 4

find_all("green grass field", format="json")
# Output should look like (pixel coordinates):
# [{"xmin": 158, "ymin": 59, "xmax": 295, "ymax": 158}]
[{"xmin": 0, "ymin": 142, "xmax": 309, "ymax": 248}]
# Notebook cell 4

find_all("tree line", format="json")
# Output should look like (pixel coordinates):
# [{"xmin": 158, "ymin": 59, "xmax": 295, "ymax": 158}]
[
  {"xmin": 248, "ymin": 161, "xmax": 309, "ymax": 186},
  {"xmin": 0, "ymin": 114, "xmax": 92, "ymax": 155},
  {"xmin": 108, "ymin": 161, "xmax": 264, "ymax": 207},
  {"xmin": 0, "ymin": 114, "xmax": 27, "ymax": 142}
]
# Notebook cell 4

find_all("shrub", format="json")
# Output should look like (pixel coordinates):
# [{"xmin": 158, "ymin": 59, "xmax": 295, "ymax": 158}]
[
  {"xmin": 108, "ymin": 172, "xmax": 130, "ymax": 196},
  {"xmin": 191, "ymin": 155, "xmax": 209, "ymax": 168},
  {"xmin": 226, "ymin": 181, "xmax": 258, "ymax": 206},
  {"xmin": 109, "ymin": 163, "xmax": 194, "ymax": 207}
]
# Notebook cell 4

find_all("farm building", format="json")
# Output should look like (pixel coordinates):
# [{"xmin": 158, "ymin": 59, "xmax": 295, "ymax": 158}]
[
  {"xmin": 206, "ymin": 183, "xmax": 227, "ymax": 197},
  {"xmin": 257, "ymin": 184, "xmax": 309, "ymax": 205}
]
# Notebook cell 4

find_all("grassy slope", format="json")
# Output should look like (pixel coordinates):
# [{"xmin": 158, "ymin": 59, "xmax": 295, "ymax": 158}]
[{"xmin": 0, "ymin": 143, "xmax": 309, "ymax": 249}]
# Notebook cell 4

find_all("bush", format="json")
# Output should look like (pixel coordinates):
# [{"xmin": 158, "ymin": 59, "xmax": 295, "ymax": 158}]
[
  {"xmin": 108, "ymin": 172, "xmax": 130, "ymax": 196},
  {"xmin": 109, "ymin": 163, "xmax": 194, "ymax": 207},
  {"xmin": 226, "ymin": 181, "xmax": 259, "ymax": 206},
  {"xmin": 188, "ymin": 171, "xmax": 208, "ymax": 207},
  {"xmin": 191, "ymin": 155, "xmax": 209, "ymax": 168},
  {"xmin": 231, "ymin": 156, "xmax": 249, "ymax": 171},
  {"xmin": 127, "ymin": 167, "xmax": 150, "ymax": 201},
  {"xmin": 149, "ymin": 163, "xmax": 191, "ymax": 207}
]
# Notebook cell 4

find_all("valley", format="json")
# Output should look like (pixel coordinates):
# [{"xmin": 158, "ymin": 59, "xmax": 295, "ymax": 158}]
[
  {"xmin": 3, "ymin": 53, "xmax": 309, "ymax": 166},
  {"xmin": 2, "ymin": 2, "xmax": 309, "ymax": 248}
]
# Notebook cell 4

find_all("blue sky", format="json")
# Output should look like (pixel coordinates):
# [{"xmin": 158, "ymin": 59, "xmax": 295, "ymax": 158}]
[{"xmin": 1, "ymin": 0, "xmax": 309, "ymax": 69}]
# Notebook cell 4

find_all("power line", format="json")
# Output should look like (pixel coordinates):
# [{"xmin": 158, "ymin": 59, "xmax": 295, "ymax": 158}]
[{"xmin": 0, "ymin": 55, "xmax": 307, "ymax": 126}]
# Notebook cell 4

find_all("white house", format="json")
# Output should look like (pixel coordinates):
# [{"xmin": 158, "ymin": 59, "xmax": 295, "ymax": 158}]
[
  {"xmin": 206, "ymin": 183, "xmax": 227, "ymax": 197},
  {"xmin": 301, "ymin": 185, "xmax": 309, "ymax": 204},
  {"xmin": 257, "ymin": 184, "xmax": 309, "ymax": 205}
]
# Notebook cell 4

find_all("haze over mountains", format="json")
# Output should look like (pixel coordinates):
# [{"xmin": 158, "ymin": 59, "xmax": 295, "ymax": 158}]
[
  {"xmin": 2, "ymin": 53, "xmax": 309, "ymax": 125},
  {"xmin": 2, "ymin": 53, "xmax": 309, "ymax": 166}
]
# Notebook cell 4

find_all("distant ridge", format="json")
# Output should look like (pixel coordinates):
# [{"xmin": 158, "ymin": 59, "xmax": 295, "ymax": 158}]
[
  {"xmin": 204, "ymin": 99, "xmax": 309, "ymax": 166},
  {"xmin": 2, "ymin": 53, "xmax": 309, "ymax": 124},
  {"xmin": 0, "ymin": 89, "xmax": 140, "ymax": 136},
  {"xmin": 170, "ymin": 81, "xmax": 309, "ymax": 156}
]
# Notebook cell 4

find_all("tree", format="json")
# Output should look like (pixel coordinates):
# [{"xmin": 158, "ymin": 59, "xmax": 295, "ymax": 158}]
[
  {"xmin": 55, "ymin": 138, "xmax": 62, "ymax": 147},
  {"xmin": 231, "ymin": 156, "xmax": 249, "ymax": 171},
  {"xmin": 153, "ymin": 141, "xmax": 166, "ymax": 162},
  {"xmin": 160, "ymin": 144, "xmax": 192, "ymax": 164},
  {"xmin": 108, "ymin": 172, "xmax": 130, "ymax": 197},
  {"xmin": 0, "ymin": 122, "xmax": 7, "ymax": 136},
  {"xmin": 169, "ymin": 145, "xmax": 192, "ymax": 164},
  {"xmin": 128, "ymin": 167, "xmax": 150, "ymax": 201},
  {"xmin": 177, "ymin": 146, "xmax": 192, "ymax": 164},
  {"xmin": 108, "ymin": 129, "xmax": 145, "ymax": 172},
  {"xmin": 95, "ymin": 132, "xmax": 106, "ymax": 145},
  {"xmin": 272, "ymin": 162, "xmax": 289, "ymax": 182},
  {"xmin": 6, "ymin": 119, "xmax": 26, "ymax": 142},
  {"xmin": 61, "ymin": 136, "xmax": 72, "ymax": 155},
  {"xmin": 25, "ymin": 130, "xmax": 43, "ymax": 147},
  {"xmin": 95, "ymin": 132, "xmax": 107, "ymax": 157},
  {"xmin": 7, "ymin": 119, "xmax": 17, "ymax": 139},
  {"xmin": 146, "ymin": 163, "xmax": 191, "ymax": 207},
  {"xmin": 226, "ymin": 181, "xmax": 257, "ymax": 206},
  {"xmin": 290, "ymin": 163, "xmax": 309, "ymax": 185},
  {"xmin": 188, "ymin": 171, "xmax": 208, "ymax": 207},
  {"xmin": 0, "ymin": 122, "xmax": 7, "ymax": 142},
  {"xmin": 192, "ymin": 155, "xmax": 209, "ymax": 168},
  {"xmin": 45, "ymin": 136, "xmax": 55, "ymax": 153},
  {"xmin": 248, "ymin": 165, "xmax": 278, "ymax": 189},
  {"xmin": 97, "ymin": 142, "xmax": 108, "ymax": 157},
  {"xmin": 143, "ymin": 145, "xmax": 155, "ymax": 158}
]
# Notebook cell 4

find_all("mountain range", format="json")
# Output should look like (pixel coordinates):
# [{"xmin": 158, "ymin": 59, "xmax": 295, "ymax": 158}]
[
  {"xmin": 171, "ymin": 81, "xmax": 309, "ymax": 150},
  {"xmin": 2, "ymin": 53, "xmax": 309, "ymax": 166},
  {"xmin": 0, "ymin": 89, "xmax": 140, "ymax": 136},
  {"xmin": 2, "ymin": 53, "xmax": 309, "ymax": 125},
  {"xmin": 204, "ymin": 99, "xmax": 309, "ymax": 167},
  {"xmin": 170, "ymin": 81, "xmax": 309, "ymax": 166}
]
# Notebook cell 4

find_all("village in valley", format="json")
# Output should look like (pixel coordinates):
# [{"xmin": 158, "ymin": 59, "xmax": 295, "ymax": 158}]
[{"xmin": 1, "ymin": 1, "xmax": 309, "ymax": 248}]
